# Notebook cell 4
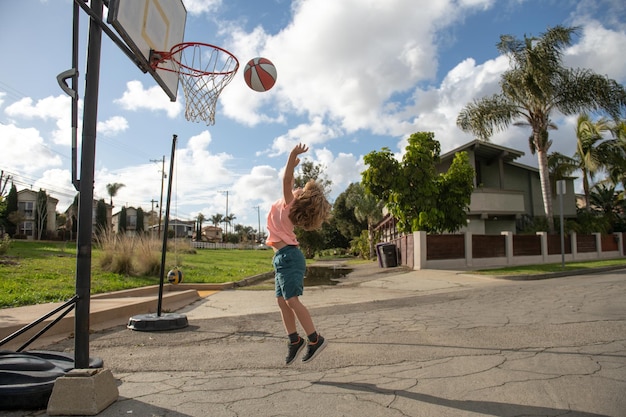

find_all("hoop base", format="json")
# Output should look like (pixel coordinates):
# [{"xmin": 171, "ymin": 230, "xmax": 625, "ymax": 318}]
[{"xmin": 127, "ymin": 313, "xmax": 188, "ymax": 332}]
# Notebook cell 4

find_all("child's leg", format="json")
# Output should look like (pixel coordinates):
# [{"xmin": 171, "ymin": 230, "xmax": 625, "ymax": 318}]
[
  {"xmin": 285, "ymin": 296, "xmax": 316, "ymax": 336},
  {"xmin": 277, "ymin": 296, "xmax": 297, "ymax": 334}
]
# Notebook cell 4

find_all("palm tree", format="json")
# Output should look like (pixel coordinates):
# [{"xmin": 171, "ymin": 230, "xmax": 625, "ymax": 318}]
[
  {"xmin": 210, "ymin": 213, "xmax": 223, "ymax": 226},
  {"xmin": 573, "ymin": 114, "xmax": 611, "ymax": 211},
  {"xmin": 457, "ymin": 25, "xmax": 626, "ymax": 232},
  {"xmin": 589, "ymin": 183, "xmax": 624, "ymax": 220},
  {"xmin": 196, "ymin": 212, "xmax": 205, "ymax": 240},
  {"xmin": 224, "ymin": 213, "xmax": 236, "ymax": 240},
  {"xmin": 210, "ymin": 213, "xmax": 224, "ymax": 240},
  {"xmin": 106, "ymin": 183, "xmax": 125, "ymax": 208},
  {"xmin": 345, "ymin": 183, "xmax": 384, "ymax": 259},
  {"xmin": 604, "ymin": 120, "xmax": 626, "ymax": 190}
]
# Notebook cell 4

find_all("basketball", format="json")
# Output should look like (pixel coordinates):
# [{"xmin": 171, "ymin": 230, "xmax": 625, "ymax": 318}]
[
  {"xmin": 244, "ymin": 57, "xmax": 277, "ymax": 92},
  {"xmin": 167, "ymin": 269, "xmax": 183, "ymax": 285}
]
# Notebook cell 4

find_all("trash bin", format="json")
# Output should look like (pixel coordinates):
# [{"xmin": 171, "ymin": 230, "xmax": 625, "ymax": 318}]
[{"xmin": 380, "ymin": 244, "xmax": 398, "ymax": 268}]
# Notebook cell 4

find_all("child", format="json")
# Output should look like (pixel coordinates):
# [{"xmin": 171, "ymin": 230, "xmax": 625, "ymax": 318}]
[{"xmin": 266, "ymin": 143, "xmax": 332, "ymax": 365}]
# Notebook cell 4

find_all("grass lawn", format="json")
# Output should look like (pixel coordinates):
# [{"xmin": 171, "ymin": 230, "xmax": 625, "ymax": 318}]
[
  {"xmin": 0, "ymin": 240, "xmax": 275, "ymax": 309},
  {"xmin": 473, "ymin": 258, "xmax": 626, "ymax": 276}
]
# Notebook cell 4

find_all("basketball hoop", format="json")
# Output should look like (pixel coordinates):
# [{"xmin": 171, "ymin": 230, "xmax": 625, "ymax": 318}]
[{"xmin": 150, "ymin": 42, "xmax": 239, "ymax": 125}]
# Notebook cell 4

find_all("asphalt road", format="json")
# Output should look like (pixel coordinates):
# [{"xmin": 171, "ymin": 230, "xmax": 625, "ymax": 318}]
[{"xmin": 7, "ymin": 267, "xmax": 626, "ymax": 417}]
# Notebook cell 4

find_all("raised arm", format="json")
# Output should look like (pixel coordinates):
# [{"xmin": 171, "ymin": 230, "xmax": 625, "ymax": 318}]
[{"xmin": 283, "ymin": 143, "xmax": 308, "ymax": 204}]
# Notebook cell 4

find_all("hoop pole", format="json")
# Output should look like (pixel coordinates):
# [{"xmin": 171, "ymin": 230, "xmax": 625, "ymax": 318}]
[
  {"xmin": 74, "ymin": 0, "xmax": 103, "ymax": 370},
  {"xmin": 157, "ymin": 134, "xmax": 177, "ymax": 316}
]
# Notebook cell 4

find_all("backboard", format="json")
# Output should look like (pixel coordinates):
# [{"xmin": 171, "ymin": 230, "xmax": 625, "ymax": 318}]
[{"xmin": 107, "ymin": 0, "xmax": 186, "ymax": 101}]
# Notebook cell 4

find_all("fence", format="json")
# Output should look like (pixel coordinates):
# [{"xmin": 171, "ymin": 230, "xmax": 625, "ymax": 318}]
[{"xmin": 386, "ymin": 231, "xmax": 625, "ymax": 270}]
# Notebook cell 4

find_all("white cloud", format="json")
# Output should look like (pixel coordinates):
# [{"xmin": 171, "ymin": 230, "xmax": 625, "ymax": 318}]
[
  {"xmin": 565, "ymin": 20, "xmax": 626, "ymax": 82},
  {"xmin": 114, "ymin": 81, "xmax": 182, "ymax": 119},
  {"xmin": 2, "ymin": 95, "xmax": 74, "ymax": 147},
  {"xmin": 5, "ymin": 96, "xmax": 70, "ymax": 121},
  {"xmin": 0, "ymin": 124, "xmax": 62, "ymax": 174},
  {"xmin": 97, "ymin": 116, "xmax": 129, "ymax": 136},
  {"xmin": 183, "ymin": 0, "xmax": 222, "ymax": 15}
]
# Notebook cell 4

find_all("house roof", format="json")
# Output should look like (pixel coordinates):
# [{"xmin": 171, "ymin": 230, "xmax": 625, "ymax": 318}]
[
  {"xmin": 17, "ymin": 188, "xmax": 59, "ymax": 203},
  {"xmin": 440, "ymin": 139, "xmax": 524, "ymax": 164}
]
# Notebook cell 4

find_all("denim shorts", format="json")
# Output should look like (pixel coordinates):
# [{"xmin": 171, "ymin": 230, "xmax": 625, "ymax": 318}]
[{"xmin": 273, "ymin": 245, "xmax": 306, "ymax": 300}]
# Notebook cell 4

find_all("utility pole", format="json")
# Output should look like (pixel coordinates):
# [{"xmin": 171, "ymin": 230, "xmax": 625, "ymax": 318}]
[
  {"xmin": 150, "ymin": 156, "xmax": 166, "ymax": 235},
  {"xmin": 150, "ymin": 198, "xmax": 158, "ymax": 231},
  {"xmin": 253, "ymin": 205, "xmax": 261, "ymax": 243},
  {"xmin": 218, "ymin": 190, "xmax": 228, "ymax": 241}
]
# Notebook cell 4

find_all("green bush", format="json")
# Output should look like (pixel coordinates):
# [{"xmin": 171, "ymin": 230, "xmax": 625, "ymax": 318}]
[
  {"xmin": 0, "ymin": 235, "xmax": 10, "ymax": 255},
  {"xmin": 350, "ymin": 230, "xmax": 371, "ymax": 259}
]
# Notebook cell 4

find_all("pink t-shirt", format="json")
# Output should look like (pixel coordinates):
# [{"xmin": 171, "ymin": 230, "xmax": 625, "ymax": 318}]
[{"xmin": 266, "ymin": 197, "xmax": 298, "ymax": 247}]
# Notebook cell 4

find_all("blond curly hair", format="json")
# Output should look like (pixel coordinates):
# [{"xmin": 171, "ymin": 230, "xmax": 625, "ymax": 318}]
[{"xmin": 288, "ymin": 180, "xmax": 332, "ymax": 231}]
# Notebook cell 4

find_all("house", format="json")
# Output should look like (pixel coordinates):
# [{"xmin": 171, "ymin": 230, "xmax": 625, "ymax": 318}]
[
  {"xmin": 147, "ymin": 219, "xmax": 195, "ymax": 238},
  {"xmin": 111, "ymin": 207, "xmax": 141, "ymax": 235},
  {"xmin": 375, "ymin": 139, "xmax": 578, "ymax": 239},
  {"xmin": 194, "ymin": 225, "xmax": 223, "ymax": 242},
  {"xmin": 372, "ymin": 140, "xmax": 604, "ymax": 270},
  {"xmin": 64, "ymin": 199, "xmax": 113, "ymax": 238},
  {"xmin": 439, "ymin": 140, "xmax": 577, "ymax": 234},
  {"xmin": 16, "ymin": 189, "xmax": 58, "ymax": 239}
]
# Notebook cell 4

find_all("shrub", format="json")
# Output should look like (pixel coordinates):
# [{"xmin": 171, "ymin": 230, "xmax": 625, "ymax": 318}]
[
  {"xmin": 135, "ymin": 236, "xmax": 162, "ymax": 276},
  {"xmin": 350, "ymin": 230, "xmax": 371, "ymax": 259},
  {"xmin": 0, "ymin": 235, "xmax": 11, "ymax": 255}
]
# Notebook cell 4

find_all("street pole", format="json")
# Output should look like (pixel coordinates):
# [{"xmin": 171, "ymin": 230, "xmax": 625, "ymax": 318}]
[
  {"xmin": 219, "ymin": 190, "xmax": 228, "ymax": 241},
  {"xmin": 74, "ymin": 0, "xmax": 103, "ymax": 369},
  {"xmin": 557, "ymin": 180, "xmax": 566, "ymax": 269},
  {"xmin": 150, "ymin": 198, "xmax": 158, "ymax": 234},
  {"xmin": 151, "ymin": 156, "xmax": 166, "ymax": 236},
  {"xmin": 253, "ymin": 205, "xmax": 261, "ymax": 242}
]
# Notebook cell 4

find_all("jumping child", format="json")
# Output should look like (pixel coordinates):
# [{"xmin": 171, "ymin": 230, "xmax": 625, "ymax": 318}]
[{"xmin": 266, "ymin": 143, "xmax": 332, "ymax": 365}]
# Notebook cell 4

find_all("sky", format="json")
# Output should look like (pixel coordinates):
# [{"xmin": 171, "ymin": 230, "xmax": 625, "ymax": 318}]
[{"xmin": 1, "ymin": 0, "xmax": 625, "ymax": 233}]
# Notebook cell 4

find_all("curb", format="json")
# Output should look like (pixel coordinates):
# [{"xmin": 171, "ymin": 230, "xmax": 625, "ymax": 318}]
[{"xmin": 475, "ymin": 265, "xmax": 626, "ymax": 281}]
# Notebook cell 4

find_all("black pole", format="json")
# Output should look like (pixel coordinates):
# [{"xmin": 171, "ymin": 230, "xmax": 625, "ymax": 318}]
[
  {"xmin": 71, "ymin": 0, "xmax": 80, "ymax": 190},
  {"xmin": 157, "ymin": 135, "xmax": 177, "ymax": 316},
  {"xmin": 74, "ymin": 0, "xmax": 103, "ymax": 369}
]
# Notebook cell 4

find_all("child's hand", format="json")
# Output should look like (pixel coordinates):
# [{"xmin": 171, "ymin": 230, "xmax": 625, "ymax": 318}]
[{"xmin": 291, "ymin": 143, "xmax": 308, "ymax": 166}]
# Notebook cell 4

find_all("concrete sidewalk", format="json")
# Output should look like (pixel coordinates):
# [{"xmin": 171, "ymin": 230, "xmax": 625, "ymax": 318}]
[{"xmin": 3, "ymin": 264, "xmax": 626, "ymax": 416}]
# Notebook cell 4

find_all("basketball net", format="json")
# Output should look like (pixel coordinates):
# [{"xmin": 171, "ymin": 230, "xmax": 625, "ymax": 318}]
[{"xmin": 150, "ymin": 42, "xmax": 239, "ymax": 125}]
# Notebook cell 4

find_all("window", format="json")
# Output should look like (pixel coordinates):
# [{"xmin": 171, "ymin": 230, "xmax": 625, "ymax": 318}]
[
  {"xmin": 18, "ymin": 201, "xmax": 34, "ymax": 218},
  {"xmin": 20, "ymin": 221, "xmax": 34, "ymax": 237}
]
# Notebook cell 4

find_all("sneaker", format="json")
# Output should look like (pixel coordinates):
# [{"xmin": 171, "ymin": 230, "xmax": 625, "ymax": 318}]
[
  {"xmin": 285, "ymin": 337, "xmax": 305, "ymax": 365},
  {"xmin": 302, "ymin": 335, "xmax": 327, "ymax": 363}
]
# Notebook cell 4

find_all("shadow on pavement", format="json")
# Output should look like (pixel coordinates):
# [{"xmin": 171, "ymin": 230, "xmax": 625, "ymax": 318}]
[{"xmin": 314, "ymin": 381, "xmax": 610, "ymax": 417}]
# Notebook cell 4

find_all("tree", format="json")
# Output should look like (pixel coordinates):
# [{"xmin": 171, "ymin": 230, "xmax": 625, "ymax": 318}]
[
  {"xmin": 5, "ymin": 183, "xmax": 18, "ymax": 237},
  {"xmin": 0, "ymin": 172, "xmax": 11, "ymax": 236},
  {"xmin": 589, "ymin": 183, "xmax": 625, "ymax": 233},
  {"xmin": 362, "ymin": 132, "xmax": 474, "ymax": 234},
  {"xmin": 95, "ymin": 199, "xmax": 108, "ymax": 234},
  {"xmin": 293, "ymin": 160, "xmax": 333, "ymax": 257},
  {"xmin": 196, "ymin": 212, "xmax": 205, "ymax": 239},
  {"xmin": 344, "ymin": 183, "xmax": 383, "ymax": 258},
  {"xmin": 547, "ymin": 152, "xmax": 577, "ymax": 188},
  {"xmin": 573, "ymin": 114, "xmax": 611, "ymax": 211},
  {"xmin": 118, "ymin": 206, "xmax": 127, "ymax": 233},
  {"xmin": 35, "ymin": 189, "xmax": 48, "ymax": 240},
  {"xmin": 457, "ymin": 25, "xmax": 626, "ymax": 232},
  {"xmin": 603, "ymin": 120, "xmax": 626, "ymax": 189},
  {"xmin": 69, "ymin": 194, "xmax": 79, "ymax": 240},
  {"xmin": 210, "ymin": 213, "xmax": 223, "ymax": 227},
  {"xmin": 332, "ymin": 183, "xmax": 369, "ymax": 242},
  {"xmin": 224, "ymin": 213, "xmax": 236, "ymax": 241},
  {"xmin": 106, "ymin": 183, "xmax": 125, "ymax": 208},
  {"xmin": 136, "ymin": 208, "xmax": 145, "ymax": 233}
]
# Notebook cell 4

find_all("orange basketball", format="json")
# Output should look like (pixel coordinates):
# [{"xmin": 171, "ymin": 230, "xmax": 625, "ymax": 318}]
[{"xmin": 244, "ymin": 57, "xmax": 277, "ymax": 92}]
